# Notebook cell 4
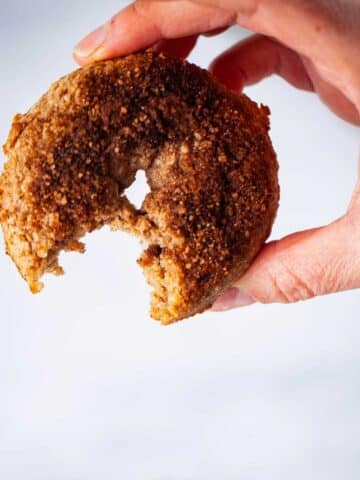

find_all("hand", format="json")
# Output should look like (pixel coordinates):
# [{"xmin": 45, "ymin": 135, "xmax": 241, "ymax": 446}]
[{"xmin": 74, "ymin": 1, "xmax": 360, "ymax": 310}]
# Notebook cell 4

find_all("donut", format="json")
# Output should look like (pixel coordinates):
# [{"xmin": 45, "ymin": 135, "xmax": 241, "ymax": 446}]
[{"xmin": 0, "ymin": 50, "xmax": 279, "ymax": 324}]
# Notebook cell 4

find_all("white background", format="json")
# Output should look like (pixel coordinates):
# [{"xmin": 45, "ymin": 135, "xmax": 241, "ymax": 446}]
[{"xmin": 0, "ymin": 1, "xmax": 359, "ymax": 478}]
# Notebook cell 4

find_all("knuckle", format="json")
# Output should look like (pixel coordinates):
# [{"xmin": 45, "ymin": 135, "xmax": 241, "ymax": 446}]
[
  {"xmin": 267, "ymin": 258, "xmax": 317, "ymax": 304},
  {"xmin": 133, "ymin": 0, "xmax": 163, "ymax": 36}
]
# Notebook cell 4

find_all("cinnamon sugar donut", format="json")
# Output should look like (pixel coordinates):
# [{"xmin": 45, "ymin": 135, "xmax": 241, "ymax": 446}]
[{"xmin": 0, "ymin": 50, "xmax": 279, "ymax": 324}]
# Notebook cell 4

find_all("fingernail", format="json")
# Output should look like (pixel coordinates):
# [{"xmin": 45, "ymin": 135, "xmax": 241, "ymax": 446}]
[
  {"xmin": 210, "ymin": 287, "xmax": 255, "ymax": 312},
  {"xmin": 74, "ymin": 24, "xmax": 108, "ymax": 59}
]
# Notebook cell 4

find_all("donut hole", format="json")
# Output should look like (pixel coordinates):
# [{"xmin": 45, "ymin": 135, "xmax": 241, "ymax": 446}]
[{"xmin": 124, "ymin": 169, "xmax": 150, "ymax": 210}]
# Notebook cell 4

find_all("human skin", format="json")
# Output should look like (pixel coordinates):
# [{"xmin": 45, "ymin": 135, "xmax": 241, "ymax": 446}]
[{"xmin": 73, "ymin": 0, "xmax": 360, "ymax": 311}]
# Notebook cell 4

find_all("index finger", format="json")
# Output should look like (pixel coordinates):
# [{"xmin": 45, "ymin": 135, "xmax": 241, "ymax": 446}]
[{"xmin": 73, "ymin": 1, "xmax": 235, "ymax": 65}]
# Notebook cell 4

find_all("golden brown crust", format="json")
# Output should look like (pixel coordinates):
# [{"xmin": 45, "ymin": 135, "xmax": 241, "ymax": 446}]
[{"xmin": 0, "ymin": 50, "xmax": 279, "ymax": 324}]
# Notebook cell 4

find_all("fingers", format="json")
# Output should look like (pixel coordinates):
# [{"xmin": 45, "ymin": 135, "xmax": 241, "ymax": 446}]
[
  {"xmin": 209, "ymin": 34, "xmax": 360, "ymax": 124},
  {"xmin": 153, "ymin": 26, "xmax": 229, "ymax": 60},
  {"xmin": 154, "ymin": 35, "xmax": 199, "ymax": 59},
  {"xmin": 301, "ymin": 57, "xmax": 360, "ymax": 125},
  {"xmin": 210, "ymin": 35, "xmax": 314, "ymax": 92},
  {"xmin": 72, "ymin": 0, "xmax": 360, "ymax": 109},
  {"xmin": 202, "ymin": 27, "xmax": 229, "ymax": 37},
  {"xmin": 212, "ymin": 214, "xmax": 360, "ymax": 311},
  {"xmin": 73, "ymin": 0, "xmax": 235, "ymax": 65}
]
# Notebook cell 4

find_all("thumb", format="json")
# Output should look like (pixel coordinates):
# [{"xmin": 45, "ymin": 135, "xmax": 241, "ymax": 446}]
[{"xmin": 212, "ymin": 213, "xmax": 360, "ymax": 311}]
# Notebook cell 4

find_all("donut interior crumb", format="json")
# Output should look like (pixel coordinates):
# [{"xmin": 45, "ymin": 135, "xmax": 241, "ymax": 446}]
[{"xmin": 111, "ymin": 185, "xmax": 191, "ymax": 324}]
